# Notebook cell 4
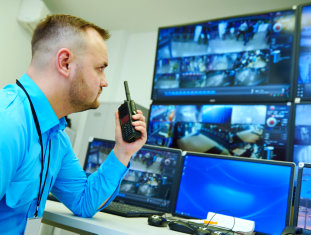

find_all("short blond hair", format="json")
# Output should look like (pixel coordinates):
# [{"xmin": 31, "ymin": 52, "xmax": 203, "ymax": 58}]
[{"xmin": 31, "ymin": 14, "xmax": 110, "ymax": 57}]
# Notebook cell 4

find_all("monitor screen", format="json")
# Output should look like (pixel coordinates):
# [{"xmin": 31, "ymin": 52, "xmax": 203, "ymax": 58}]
[
  {"xmin": 293, "ymin": 163, "xmax": 311, "ymax": 230},
  {"xmin": 293, "ymin": 104, "xmax": 311, "ymax": 166},
  {"xmin": 174, "ymin": 152, "xmax": 295, "ymax": 235},
  {"xmin": 147, "ymin": 103, "xmax": 292, "ymax": 161},
  {"xmin": 296, "ymin": 4, "xmax": 311, "ymax": 100},
  {"xmin": 84, "ymin": 138, "xmax": 183, "ymax": 211},
  {"xmin": 152, "ymin": 9, "xmax": 296, "ymax": 102},
  {"xmin": 83, "ymin": 138, "xmax": 115, "ymax": 175}
]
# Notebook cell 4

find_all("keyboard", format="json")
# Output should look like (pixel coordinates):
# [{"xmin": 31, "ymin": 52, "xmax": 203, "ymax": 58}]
[
  {"xmin": 101, "ymin": 201, "xmax": 165, "ymax": 217},
  {"xmin": 168, "ymin": 220, "xmax": 234, "ymax": 235}
]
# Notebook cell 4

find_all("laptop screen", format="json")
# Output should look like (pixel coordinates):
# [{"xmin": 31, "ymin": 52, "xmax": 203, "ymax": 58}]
[
  {"xmin": 174, "ymin": 152, "xmax": 295, "ymax": 235},
  {"xmin": 293, "ymin": 163, "xmax": 311, "ymax": 230},
  {"xmin": 84, "ymin": 138, "xmax": 183, "ymax": 212}
]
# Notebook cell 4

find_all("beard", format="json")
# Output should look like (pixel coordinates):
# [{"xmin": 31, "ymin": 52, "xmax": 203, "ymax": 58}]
[{"xmin": 69, "ymin": 66, "xmax": 101, "ymax": 112}]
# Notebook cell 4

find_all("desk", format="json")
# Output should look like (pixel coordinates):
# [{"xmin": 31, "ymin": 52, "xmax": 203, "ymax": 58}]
[{"xmin": 42, "ymin": 200, "xmax": 181, "ymax": 235}]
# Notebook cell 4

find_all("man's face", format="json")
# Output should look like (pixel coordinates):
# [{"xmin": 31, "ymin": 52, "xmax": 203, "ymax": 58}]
[{"xmin": 69, "ymin": 28, "xmax": 108, "ymax": 112}]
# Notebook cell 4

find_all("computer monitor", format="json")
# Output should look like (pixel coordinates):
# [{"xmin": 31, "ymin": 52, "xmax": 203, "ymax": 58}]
[
  {"xmin": 296, "ymin": 4, "xmax": 311, "ymax": 100},
  {"xmin": 292, "ymin": 103, "xmax": 311, "ymax": 167},
  {"xmin": 174, "ymin": 152, "xmax": 295, "ymax": 235},
  {"xmin": 83, "ymin": 138, "xmax": 115, "ymax": 175},
  {"xmin": 152, "ymin": 8, "xmax": 296, "ymax": 102},
  {"xmin": 147, "ymin": 103, "xmax": 293, "ymax": 161},
  {"xmin": 293, "ymin": 163, "xmax": 311, "ymax": 230},
  {"xmin": 84, "ymin": 138, "xmax": 183, "ymax": 212}
]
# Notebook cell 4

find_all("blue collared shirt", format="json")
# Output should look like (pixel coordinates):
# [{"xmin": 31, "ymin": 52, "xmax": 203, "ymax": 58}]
[{"xmin": 0, "ymin": 74, "xmax": 128, "ymax": 234}]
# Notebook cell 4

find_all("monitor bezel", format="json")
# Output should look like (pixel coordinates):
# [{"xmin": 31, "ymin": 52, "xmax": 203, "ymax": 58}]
[
  {"xmin": 172, "ymin": 151, "xmax": 296, "ymax": 233},
  {"xmin": 83, "ymin": 137, "xmax": 184, "ymax": 213},
  {"xmin": 151, "ymin": 7, "xmax": 298, "ymax": 103},
  {"xmin": 146, "ymin": 101, "xmax": 295, "ymax": 162}
]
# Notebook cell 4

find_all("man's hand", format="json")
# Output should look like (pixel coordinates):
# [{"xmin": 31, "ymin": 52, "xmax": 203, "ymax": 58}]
[{"xmin": 113, "ymin": 110, "xmax": 147, "ymax": 166}]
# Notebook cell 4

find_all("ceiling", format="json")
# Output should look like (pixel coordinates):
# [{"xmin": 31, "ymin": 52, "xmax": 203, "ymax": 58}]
[{"xmin": 43, "ymin": 0, "xmax": 311, "ymax": 33}]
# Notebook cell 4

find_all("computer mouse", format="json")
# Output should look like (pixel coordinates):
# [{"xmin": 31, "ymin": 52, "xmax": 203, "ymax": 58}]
[
  {"xmin": 168, "ymin": 220, "xmax": 195, "ymax": 234},
  {"xmin": 147, "ymin": 215, "xmax": 168, "ymax": 227},
  {"xmin": 193, "ymin": 227, "xmax": 212, "ymax": 235}
]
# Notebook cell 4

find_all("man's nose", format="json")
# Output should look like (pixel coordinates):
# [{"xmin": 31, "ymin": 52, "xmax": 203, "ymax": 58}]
[{"xmin": 101, "ymin": 76, "xmax": 108, "ymax": 87}]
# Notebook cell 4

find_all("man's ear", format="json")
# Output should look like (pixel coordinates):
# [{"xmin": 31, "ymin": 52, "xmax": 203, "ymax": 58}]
[{"xmin": 56, "ymin": 48, "xmax": 71, "ymax": 77}]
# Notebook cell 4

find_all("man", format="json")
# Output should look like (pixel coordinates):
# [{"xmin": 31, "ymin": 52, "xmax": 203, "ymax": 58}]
[{"xmin": 0, "ymin": 14, "xmax": 147, "ymax": 234}]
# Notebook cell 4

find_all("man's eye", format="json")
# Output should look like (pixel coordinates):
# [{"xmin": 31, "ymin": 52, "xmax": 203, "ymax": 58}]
[{"xmin": 98, "ymin": 67, "xmax": 104, "ymax": 72}]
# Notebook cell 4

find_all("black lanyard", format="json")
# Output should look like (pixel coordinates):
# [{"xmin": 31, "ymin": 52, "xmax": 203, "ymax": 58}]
[{"xmin": 16, "ymin": 80, "xmax": 51, "ymax": 217}]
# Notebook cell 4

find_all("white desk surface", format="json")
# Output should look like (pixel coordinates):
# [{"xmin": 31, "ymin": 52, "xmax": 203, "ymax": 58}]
[{"xmin": 43, "ymin": 200, "xmax": 181, "ymax": 235}]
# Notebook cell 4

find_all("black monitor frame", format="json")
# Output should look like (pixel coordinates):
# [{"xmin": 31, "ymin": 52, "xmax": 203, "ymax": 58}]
[
  {"xmin": 151, "ymin": 7, "xmax": 298, "ymax": 103},
  {"xmin": 146, "ymin": 101, "xmax": 295, "ymax": 162},
  {"xmin": 173, "ymin": 151, "xmax": 295, "ymax": 234}
]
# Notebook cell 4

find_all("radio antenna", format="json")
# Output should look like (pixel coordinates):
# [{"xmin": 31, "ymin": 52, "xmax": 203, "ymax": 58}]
[{"xmin": 124, "ymin": 81, "xmax": 131, "ymax": 101}]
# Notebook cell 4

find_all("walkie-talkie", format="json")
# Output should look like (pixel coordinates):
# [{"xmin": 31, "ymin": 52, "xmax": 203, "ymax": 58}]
[{"xmin": 118, "ymin": 81, "xmax": 141, "ymax": 143}]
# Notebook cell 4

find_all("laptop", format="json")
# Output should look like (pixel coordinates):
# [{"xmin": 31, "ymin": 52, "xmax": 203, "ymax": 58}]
[
  {"xmin": 84, "ymin": 138, "xmax": 183, "ymax": 217},
  {"xmin": 292, "ymin": 162, "xmax": 311, "ymax": 234},
  {"xmin": 172, "ymin": 152, "xmax": 295, "ymax": 235}
]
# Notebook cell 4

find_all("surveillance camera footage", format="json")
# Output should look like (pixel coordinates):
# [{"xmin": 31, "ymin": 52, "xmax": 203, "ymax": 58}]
[
  {"xmin": 152, "ymin": 9, "xmax": 295, "ymax": 101},
  {"xmin": 147, "ymin": 104, "xmax": 291, "ymax": 161},
  {"xmin": 297, "ymin": 166, "xmax": 311, "ymax": 229},
  {"xmin": 293, "ymin": 104, "xmax": 311, "ymax": 166},
  {"xmin": 84, "ymin": 139, "xmax": 181, "ymax": 210},
  {"xmin": 119, "ymin": 149, "xmax": 179, "ymax": 206},
  {"xmin": 297, "ymin": 5, "xmax": 311, "ymax": 99},
  {"xmin": 84, "ymin": 140, "xmax": 114, "ymax": 176}
]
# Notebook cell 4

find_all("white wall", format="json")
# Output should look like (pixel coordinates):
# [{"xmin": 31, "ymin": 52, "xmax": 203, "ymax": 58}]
[
  {"xmin": 0, "ymin": 0, "xmax": 31, "ymax": 89},
  {"xmin": 118, "ymin": 31, "xmax": 157, "ymax": 109},
  {"xmin": 100, "ymin": 30, "xmax": 157, "ymax": 109}
]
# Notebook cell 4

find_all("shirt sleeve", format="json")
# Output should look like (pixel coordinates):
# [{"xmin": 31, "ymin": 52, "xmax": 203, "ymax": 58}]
[
  {"xmin": 51, "ymin": 136, "xmax": 129, "ymax": 218},
  {"xmin": 0, "ymin": 110, "xmax": 25, "ymax": 201}
]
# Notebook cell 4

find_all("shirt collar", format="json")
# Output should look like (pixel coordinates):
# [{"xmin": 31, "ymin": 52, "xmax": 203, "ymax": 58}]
[{"xmin": 18, "ymin": 73, "xmax": 67, "ymax": 133}]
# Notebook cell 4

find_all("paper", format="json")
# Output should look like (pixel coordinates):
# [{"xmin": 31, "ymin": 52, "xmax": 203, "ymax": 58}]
[{"xmin": 206, "ymin": 212, "xmax": 255, "ymax": 233}]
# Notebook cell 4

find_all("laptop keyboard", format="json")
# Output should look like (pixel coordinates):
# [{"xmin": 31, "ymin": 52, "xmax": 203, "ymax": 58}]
[{"xmin": 101, "ymin": 201, "xmax": 164, "ymax": 217}]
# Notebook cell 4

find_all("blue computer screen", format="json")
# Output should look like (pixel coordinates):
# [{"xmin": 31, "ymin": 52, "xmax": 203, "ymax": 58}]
[
  {"xmin": 152, "ymin": 9, "xmax": 296, "ymax": 102},
  {"xmin": 174, "ymin": 153, "xmax": 293, "ymax": 235},
  {"xmin": 147, "ymin": 103, "xmax": 291, "ymax": 161}
]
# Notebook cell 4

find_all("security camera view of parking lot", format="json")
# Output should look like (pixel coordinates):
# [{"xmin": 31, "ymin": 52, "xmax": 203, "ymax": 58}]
[
  {"xmin": 147, "ymin": 104, "xmax": 291, "ymax": 161},
  {"xmin": 297, "ymin": 167, "xmax": 311, "ymax": 229},
  {"xmin": 152, "ymin": 10, "xmax": 295, "ymax": 101},
  {"xmin": 84, "ymin": 139, "xmax": 181, "ymax": 210},
  {"xmin": 297, "ymin": 5, "xmax": 311, "ymax": 99}
]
